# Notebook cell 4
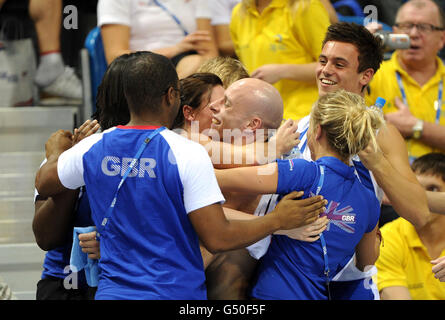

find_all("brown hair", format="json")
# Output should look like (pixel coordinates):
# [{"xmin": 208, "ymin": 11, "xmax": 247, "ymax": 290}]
[
  {"xmin": 172, "ymin": 73, "xmax": 223, "ymax": 129},
  {"xmin": 322, "ymin": 22, "xmax": 384, "ymax": 74},
  {"xmin": 412, "ymin": 152, "xmax": 445, "ymax": 182}
]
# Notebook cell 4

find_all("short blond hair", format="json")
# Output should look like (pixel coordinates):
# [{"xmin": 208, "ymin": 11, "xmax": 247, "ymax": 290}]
[
  {"xmin": 310, "ymin": 90, "xmax": 384, "ymax": 159},
  {"xmin": 197, "ymin": 57, "xmax": 249, "ymax": 88}
]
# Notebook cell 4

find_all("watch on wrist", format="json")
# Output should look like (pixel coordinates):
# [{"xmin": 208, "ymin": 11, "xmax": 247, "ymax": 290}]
[{"xmin": 412, "ymin": 119, "xmax": 424, "ymax": 140}]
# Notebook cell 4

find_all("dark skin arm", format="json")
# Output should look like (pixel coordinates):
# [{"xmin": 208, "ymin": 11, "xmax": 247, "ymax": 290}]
[
  {"xmin": 189, "ymin": 191, "xmax": 326, "ymax": 253},
  {"xmin": 33, "ymin": 190, "xmax": 79, "ymax": 251},
  {"xmin": 33, "ymin": 120, "xmax": 99, "ymax": 250}
]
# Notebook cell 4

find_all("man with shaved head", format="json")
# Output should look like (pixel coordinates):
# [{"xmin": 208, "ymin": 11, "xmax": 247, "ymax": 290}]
[
  {"xmin": 204, "ymin": 77, "xmax": 296, "ymax": 300},
  {"xmin": 209, "ymin": 78, "xmax": 284, "ymax": 144}
]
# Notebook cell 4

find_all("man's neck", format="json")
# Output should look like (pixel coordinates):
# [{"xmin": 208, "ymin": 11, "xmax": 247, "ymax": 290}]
[
  {"xmin": 398, "ymin": 54, "xmax": 438, "ymax": 87},
  {"xmin": 127, "ymin": 114, "xmax": 169, "ymax": 128}
]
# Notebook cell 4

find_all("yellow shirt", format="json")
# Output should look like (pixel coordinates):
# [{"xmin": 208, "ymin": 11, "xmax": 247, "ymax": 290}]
[
  {"xmin": 376, "ymin": 217, "xmax": 445, "ymax": 300},
  {"xmin": 366, "ymin": 52, "xmax": 445, "ymax": 159},
  {"xmin": 230, "ymin": 0, "xmax": 330, "ymax": 120}
]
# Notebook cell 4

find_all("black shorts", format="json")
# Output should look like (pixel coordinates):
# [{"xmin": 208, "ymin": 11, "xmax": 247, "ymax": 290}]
[
  {"xmin": 170, "ymin": 50, "xmax": 198, "ymax": 67},
  {"xmin": 36, "ymin": 276, "xmax": 97, "ymax": 300},
  {"xmin": 1, "ymin": 0, "xmax": 29, "ymax": 13}
]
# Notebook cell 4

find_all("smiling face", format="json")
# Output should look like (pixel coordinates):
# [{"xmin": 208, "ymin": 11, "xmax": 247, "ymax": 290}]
[
  {"xmin": 394, "ymin": 1, "xmax": 445, "ymax": 67},
  {"xmin": 191, "ymin": 84, "xmax": 225, "ymax": 133},
  {"xmin": 209, "ymin": 82, "xmax": 250, "ymax": 139},
  {"xmin": 316, "ymin": 41, "xmax": 373, "ymax": 97}
]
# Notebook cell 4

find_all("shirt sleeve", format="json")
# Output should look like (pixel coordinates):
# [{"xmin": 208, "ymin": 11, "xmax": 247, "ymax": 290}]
[
  {"xmin": 57, "ymin": 134, "xmax": 103, "ymax": 190},
  {"xmin": 291, "ymin": 0, "xmax": 330, "ymax": 60},
  {"xmin": 195, "ymin": 0, "xmax": 212, "ymax": 19},
  {"xmin": 210, "ymin": 0, "xmax": 234, "ymax": 25},
  {"xmin": 97, "ymin": 0, "xmax": 131, "ymax": 27},
  {"xmin": 276, "ymin": 158, "xmax": 317, "ymax": 195},
  {"xmin": 177, "ymin": 140, "xmax": 225, "ymax": 214},
  {"xmin": 375, "ymin": 221, "xmax": 409, "ymax": 291}
]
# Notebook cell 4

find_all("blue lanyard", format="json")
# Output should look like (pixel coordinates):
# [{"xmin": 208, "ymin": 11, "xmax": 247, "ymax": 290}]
[
  {"xmin": 314, "ymin": 165, "xmax": 331, "ymax": 300},
  {"xmin": 396, "ymin": 71, "xmax": 443, "ymax": 123},
  {"xmin": 98, "ymin": 127, "xmax": 165, "ymax": 237},
  {"xmin": 299, "ymin": 127, "xmax": 309, "ymax": 154},
  {"xmin": 152, "ymin": 0, "xmax": 189, "ymax": 36}
]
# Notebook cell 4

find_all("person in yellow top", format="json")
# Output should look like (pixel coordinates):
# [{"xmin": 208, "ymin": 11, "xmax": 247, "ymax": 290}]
[
  {"xmin": 376, "ymin": 152, "xmax": 445, "ymax": 300},
  {"xmin": 366, "ymin": 0, "xmax": 445, "ymax": 160},
  {"xmin": 230, "ymin": 0, "xmax": 331, "ymax": 120}
]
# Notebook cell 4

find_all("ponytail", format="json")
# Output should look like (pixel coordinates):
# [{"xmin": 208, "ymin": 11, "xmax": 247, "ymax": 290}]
[{"xmin": 310, "ymin": 90, "xmax": 385, "ymax": 160}]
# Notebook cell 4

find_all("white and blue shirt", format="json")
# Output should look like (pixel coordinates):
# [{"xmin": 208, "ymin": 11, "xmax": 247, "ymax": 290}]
[{"xmin": 57, "ymin": 125, "xmax": 225, "ymax": 300}]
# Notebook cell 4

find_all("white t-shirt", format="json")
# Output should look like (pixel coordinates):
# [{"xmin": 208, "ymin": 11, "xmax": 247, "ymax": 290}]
[
  {"xmin": 97, "ymin": 0, "xmax": 211, "ymax": 52},
  {"xmin": 209, "ymin": 0, "xmax": 240, "ymax": 25}
]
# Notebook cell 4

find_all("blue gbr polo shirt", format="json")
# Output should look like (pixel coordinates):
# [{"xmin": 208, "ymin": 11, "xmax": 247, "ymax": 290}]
[
  {"xmin": 57, "ymin": 125, "xmax": 225, "ymax": 300},
  {"xmin": 250, "ymin": 157, "xmax": 380, "ymax": 300}
]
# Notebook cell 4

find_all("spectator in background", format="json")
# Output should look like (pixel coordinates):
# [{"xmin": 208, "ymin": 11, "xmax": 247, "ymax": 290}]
[
  {"xmin": 366, "ymin": 0, "xmax": 445, "ymax": 161},
  {"xmin": 376, "ymin": 152, "xmax": 445, "ymax": 300},
  {"xmin": 209, "ymin": 0, "xmax": 240, "ymax": 57},
  {"xmin": 0, "ymin": 0, "xmax": 82, "ymax": 102},
  {"xmin": 209, "ymin": 0, "xmax": 337, "ymax": 58},
  {"xmin": 230, "ymin": 0, "xmax": 331, "ymax": 120},
  {"xmin": 97, "ymin": 0, "xmax": 218, "ymax": 78}
]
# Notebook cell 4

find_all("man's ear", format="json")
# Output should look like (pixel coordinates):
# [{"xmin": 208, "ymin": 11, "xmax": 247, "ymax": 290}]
[
  {"xmin": 360, "ymin": 68, "xmax": 375, "ymax": 88},
  {"xmin": 246, "ymin": 117, "xmax": 262, "ymax": 132},
  {"xmin": 166, "ymin": 86, "xmax": 178, "ymax": 107},
  {"xmin": 182, "ymin": 105, "xmax": 195, "ymax": 122}
]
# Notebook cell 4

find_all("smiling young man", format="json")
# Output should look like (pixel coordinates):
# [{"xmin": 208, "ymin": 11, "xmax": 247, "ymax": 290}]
[
  {"xmin": 366, "ymin": 0, "xmax": 445, "ymax": 160},
  {"xmin": 308, "ymin": 22, "xmax": 430, "ymax": 229}
]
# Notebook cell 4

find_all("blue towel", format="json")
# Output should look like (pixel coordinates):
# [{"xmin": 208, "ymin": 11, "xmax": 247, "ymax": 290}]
[{"xmin": 70, "ymin": 226, "xmax": 100, "ymax": 287}]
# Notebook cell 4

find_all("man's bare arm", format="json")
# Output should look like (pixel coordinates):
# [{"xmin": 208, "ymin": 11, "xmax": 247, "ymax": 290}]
[
  {"xmin": 189, "ymin": 192, "xmax": 326, "ymax": 253},
  {"xmin": 380, "ymin": 286, "xmax": 412, "ymax": 300},
  {"xmin": 359, "ymin": 123, "xmax": 430, "ymax": 228}
]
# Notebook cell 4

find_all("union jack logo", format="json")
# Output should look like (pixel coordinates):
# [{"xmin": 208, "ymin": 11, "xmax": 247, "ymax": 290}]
[{"xmin": 319, "ymin": 200, "xmax": 356, "ymax": 234}]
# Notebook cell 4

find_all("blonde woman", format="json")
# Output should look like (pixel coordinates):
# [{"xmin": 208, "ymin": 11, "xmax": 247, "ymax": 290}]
[
  {"xmin": 215, "ymin": 90, "xmax": 385, "ymax": 299},
  {"xmin": 230, "ymin": 0, "xmax": 332, "ymax": 120}
]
